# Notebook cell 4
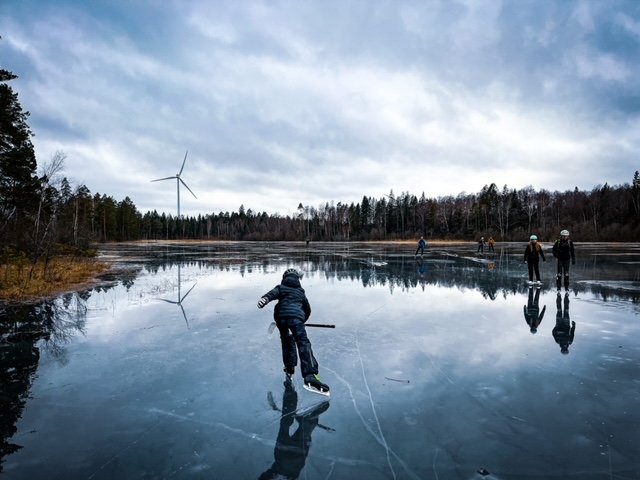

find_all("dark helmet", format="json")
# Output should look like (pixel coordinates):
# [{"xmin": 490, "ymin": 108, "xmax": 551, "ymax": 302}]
[{"xmin": 283, "ymin": 268, "xmax": 303, "ymax": 279}]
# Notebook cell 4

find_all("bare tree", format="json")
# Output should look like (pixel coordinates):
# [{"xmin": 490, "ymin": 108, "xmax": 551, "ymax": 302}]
[
  {"xmin": 518, "ymin": 186, "xmax": 537, "ymax": 234},
  {"xmin": 35, "ymin": 150, "xmax": 66, "ymax": 238}
]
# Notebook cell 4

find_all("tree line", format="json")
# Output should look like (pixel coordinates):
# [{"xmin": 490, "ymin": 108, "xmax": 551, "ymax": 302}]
[{"xmin": 2, "ymin": 60, "xmax": 640, "ymax": 264}]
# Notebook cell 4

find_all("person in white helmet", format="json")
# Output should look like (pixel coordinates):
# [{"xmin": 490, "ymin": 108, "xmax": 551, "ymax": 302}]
[
  {"xmin": 552, "ymin": 230, "xmax": 576, "ymax": 293},
  {"xmin": 523, "ymin": 234, "xmax": 546, "ymax": 285}
]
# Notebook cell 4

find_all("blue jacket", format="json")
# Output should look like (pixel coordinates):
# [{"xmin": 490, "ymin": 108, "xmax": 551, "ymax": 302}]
[{"xmin": 263, "ymin": 274, "xmax": 311, "ymax": 322}]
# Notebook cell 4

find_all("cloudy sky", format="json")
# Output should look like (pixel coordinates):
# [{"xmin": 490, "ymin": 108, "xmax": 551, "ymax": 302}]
[{"xmin": 1, "ymin": 1, "xmax": 639, "ymax": 217}]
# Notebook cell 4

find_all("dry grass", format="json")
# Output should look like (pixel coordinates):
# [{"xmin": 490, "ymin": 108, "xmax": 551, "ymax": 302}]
[{"xmin": 0, "ymin": 257, "xmax": 111, "ymax": 304}]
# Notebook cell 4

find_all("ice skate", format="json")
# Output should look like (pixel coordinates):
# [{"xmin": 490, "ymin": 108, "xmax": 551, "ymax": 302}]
[{"xmin": 303, "ymin": 374, "xmax": 330, "ymax": 397}]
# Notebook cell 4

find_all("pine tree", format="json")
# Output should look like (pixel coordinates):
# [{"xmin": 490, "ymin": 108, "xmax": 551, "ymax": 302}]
[{"xmin": 0, "ymin": 62, "xmax": 39, "ymax": 250}]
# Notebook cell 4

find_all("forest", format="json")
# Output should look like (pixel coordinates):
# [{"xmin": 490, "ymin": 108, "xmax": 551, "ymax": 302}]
[{"xmin": 2, "ymin": 63, "xmax": 640, "ymax": 265}]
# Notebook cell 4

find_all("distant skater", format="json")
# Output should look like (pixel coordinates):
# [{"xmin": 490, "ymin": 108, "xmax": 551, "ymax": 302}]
[
  {"xmin": 258, "ymin": 268, "xmax": 330, "ymax": 396},
  {"xmin": 523, "ymin": 235, "xmax": 545, "ymax": 285},
  {"xmin": 415, "ymin": 236, "xmax": 427, "ymax": 257},
  {"xmin": 488, "ymin": 236, "xmax": 495, "ymax": 253},
  {"xmin": 477, "ymin": 237, "xmax": 485, "ymax": 253},
  {"xmin": 552, "ymin": 229, "xmax": 576, "ymax": 293}
]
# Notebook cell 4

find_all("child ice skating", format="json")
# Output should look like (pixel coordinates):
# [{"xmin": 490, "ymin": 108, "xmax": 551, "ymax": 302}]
[
  {"xmin": 258, "ymin": 268, "xmax": 330, "ymax": 396},
  {"xmin": 523, "ymin": 235, "xmax": 546, "ymax": 285}
]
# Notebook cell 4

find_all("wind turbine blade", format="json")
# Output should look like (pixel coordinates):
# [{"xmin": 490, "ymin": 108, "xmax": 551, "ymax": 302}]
[
  {"xmin": 178, "ymin": 151, "xmax": 188, "ymax": 176},
  {"xmin": 179, "ymin": 304, "xmax": 190, "ymax": 329},
  {"xmin": 180, "ymin": 282, "xmax": 197, "ymax": 302},
  {"xmin": 180, "ymin": 178, "xmax": 198, "ymax": 199},
  {"xmin": 158, "ymin": 298, "xmax": 179, "ymax": 305},
  {"xmin": 151, "ymin": 176, "xmax": 176, "ymax": 182}
]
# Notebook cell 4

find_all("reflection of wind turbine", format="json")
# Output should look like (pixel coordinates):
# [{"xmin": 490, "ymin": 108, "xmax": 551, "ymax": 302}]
[
  {"xmin": 151, "ymin": 151, "xmax": 197, "ymax": 218},
  {"xmin": 158, "ymin": 264, "xmax": 197, "ymax": 328}
]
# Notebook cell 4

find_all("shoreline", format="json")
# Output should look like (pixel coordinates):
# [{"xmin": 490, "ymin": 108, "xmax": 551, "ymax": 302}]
[{"xmin": 2, "ymin": 240, "xmax": 638, "ymax": 307}]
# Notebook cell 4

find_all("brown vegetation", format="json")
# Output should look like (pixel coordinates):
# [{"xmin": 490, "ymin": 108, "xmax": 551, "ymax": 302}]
[{"xmin": 0, "ymin": 255, "xmax": 111, "ymax": 305}]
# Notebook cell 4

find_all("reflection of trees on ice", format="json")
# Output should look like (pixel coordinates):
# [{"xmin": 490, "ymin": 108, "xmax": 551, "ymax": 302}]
[
  {"xmin": 97, "ymin": 242, "xmax": 640, "ymax": 305},
  {"xmin": 0, "ymin": 291, "xmax": 94, "ymax": 473}
]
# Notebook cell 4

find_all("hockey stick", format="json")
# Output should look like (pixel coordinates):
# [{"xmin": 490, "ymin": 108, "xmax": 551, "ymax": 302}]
[{"xmin": 267, "ymin": 321, "xmax": 335, "ymax": 337}]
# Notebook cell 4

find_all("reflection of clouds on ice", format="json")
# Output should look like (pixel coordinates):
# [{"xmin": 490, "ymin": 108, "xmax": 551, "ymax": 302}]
[{"xmin": 579, "ymin": 280, "xmax": 640, "ymax": 292}]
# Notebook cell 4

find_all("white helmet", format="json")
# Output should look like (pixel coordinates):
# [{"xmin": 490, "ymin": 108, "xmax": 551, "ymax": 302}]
[{"xmin": 560, "ymin": 230, "xmax": 570, "ymax": 236}]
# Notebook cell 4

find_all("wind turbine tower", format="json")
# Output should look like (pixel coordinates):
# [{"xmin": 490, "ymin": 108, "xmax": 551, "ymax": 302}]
[{"xmin": 151, "ymin": 151, "xmax": 197, "ymax": 218}]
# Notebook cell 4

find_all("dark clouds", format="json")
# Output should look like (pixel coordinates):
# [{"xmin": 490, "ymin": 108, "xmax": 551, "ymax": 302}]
[{"xmin": 1, "ymin": 0, "xmax": 638, "ymax": 216}]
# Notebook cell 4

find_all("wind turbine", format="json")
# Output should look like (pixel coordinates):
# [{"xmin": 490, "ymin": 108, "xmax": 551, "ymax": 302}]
[{"xmin": 151, "ymin": 151, "xmax": 197, "ymax": 218}]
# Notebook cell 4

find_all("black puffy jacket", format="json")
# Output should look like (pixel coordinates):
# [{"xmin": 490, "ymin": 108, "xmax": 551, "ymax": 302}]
[
  {"xmin": 524, "ymin": 242, "xmax": 545, "ymax": 263},
  {"xmin": 552, "ymin": 239, "xmax": 575, "ymax": 262},
  {"xmin": 263, "ymin": 274, "xmax": 311, "ymax": 322}
]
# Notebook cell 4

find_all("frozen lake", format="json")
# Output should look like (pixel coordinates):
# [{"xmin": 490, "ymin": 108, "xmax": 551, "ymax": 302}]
[{"xmin": 1, "ymin": 241, "xmax": 640, "ymax": 480}]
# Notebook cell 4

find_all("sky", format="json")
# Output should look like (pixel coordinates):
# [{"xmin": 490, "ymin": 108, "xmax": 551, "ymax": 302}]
[{"xmin": 1, "ymin": 1, "xmax": 639, "ymax": 218}]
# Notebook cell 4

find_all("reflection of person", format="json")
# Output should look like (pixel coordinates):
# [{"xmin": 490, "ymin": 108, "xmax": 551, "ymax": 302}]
[
  {"xmin": 523, "ymin": 235, "xmax": 546, "ymax": 285},
  {"xmin": 553, "ymin": 294, "xmax": 575, "ymax": 355},
  {"xmin": 488, "ymin": 237, "xmax": 495, "ymax": 253},
  {"xmin": 415, "ymin": 237, "xmax": 427, "ymax": 257},
  {"xmin": 259, "ymin": 382, "xmax": 330, "ymax": 480},
  {"xmin": 416, "ymin": 257, "xmax": 428, "ymax": 277},
  {"xmin": 552, "ymin": 229, "xmax": 576, "ymax": 293},
  {"xmin": 523, "ymin": 287, "xmax": 546, "ymax": 334},
  {"xmin": 258, "ymin": 268, "xmax": 330, "ymax": 395},
  {"xmin": 477, "ymin": 237, "xmax": 485, "ymax": 253}
]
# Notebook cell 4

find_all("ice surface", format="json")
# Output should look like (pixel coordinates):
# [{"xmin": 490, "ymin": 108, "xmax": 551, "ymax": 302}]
[{"xmin": 1, "ymin": 242, "xmax": 639, "ymax": 479}]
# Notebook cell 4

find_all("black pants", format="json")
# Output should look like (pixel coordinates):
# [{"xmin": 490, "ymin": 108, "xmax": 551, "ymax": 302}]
[
  {"xmin": 277, "ymin": 317, "xmax": 318, "ymax": 378},
  {"xmin": 556, "ymin": 259, "xmax": 571, "ymax": 290},
  {"xmin": 527, "ymin": 261, "xmax": 541, "ymax": 281}
]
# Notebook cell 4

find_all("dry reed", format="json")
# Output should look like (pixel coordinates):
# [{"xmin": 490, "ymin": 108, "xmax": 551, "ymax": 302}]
[{"xmin": 0, "ymin": 257, "xmax": 110, "ymax": 303}]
